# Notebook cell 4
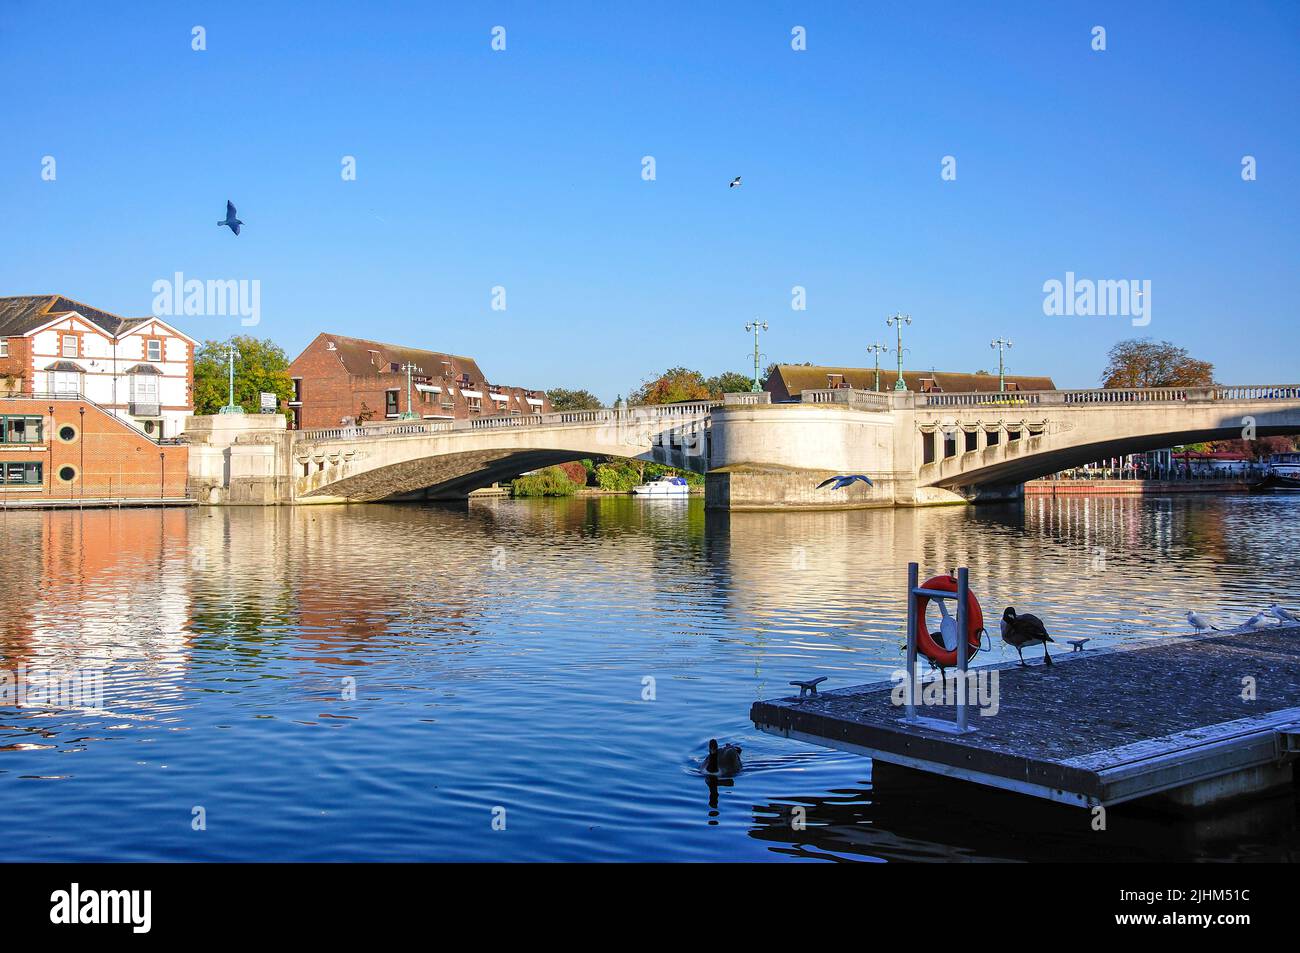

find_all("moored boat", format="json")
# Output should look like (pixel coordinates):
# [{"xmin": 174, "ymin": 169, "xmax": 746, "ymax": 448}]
[{"xmin": 631, "ymin": 475, "xmax": 690, "ymax": 496}]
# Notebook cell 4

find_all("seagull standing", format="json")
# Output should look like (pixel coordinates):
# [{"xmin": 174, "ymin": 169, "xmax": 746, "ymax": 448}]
[
  {"xmin": 1186, "ymin": 610, "xmax": 1219, "ymax": 633},
  {"xmin": 728, "ymin": 176, "xmax": 742, "ymax": 188},
  {"xmin": 218, "ymin": 200, "xmax": 243, "ymax": 236},
  {"xmin": 1268, "ymin": 603, "xmax": 1300, "ymax": 623},
  {"xmin": 1243, "ymin": 611, "xmax": 1273, "ymax": 628}
]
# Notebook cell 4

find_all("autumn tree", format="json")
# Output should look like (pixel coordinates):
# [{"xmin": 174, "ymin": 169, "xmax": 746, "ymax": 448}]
[
  {"xmin": 194, "ymin": 336, "xmax": 294, "ymax": 418},
  {"xmin": 629, "ymin": 367, "xmax": 712, "ymax": 404},
  {"xmin": 1101, "ymin": 339, "xmax": 1214, "ymax": 388},
  {"xmin": 547, "ymin": 388, "xmax": 603, "ymax": 411}
]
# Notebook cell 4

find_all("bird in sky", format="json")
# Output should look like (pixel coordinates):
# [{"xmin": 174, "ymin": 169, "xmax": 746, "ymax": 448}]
[
  {"xmin": 1000, "ymin": 607, "xmax": 1053, "ymax": 666},
  {"xmin": 1268, "ymin": 603, "xmax": 1300, "ymax": 623},
  {"xmin": 218, "ymin": 200, "xmax": 243, "ymax": 236},
  {"xmin": 1186, "ymin": 610, "xmax": 1219, "ymax": 633},
  {"xmin": 816, "ymin": 474, "xmax": 873, "ymax": 490},
  {"xmin": 728, "ymin": 176, "xmax": 742, "ymax": 188}
]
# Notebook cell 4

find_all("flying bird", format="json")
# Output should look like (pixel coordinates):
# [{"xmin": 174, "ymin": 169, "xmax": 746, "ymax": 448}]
[
  {"xmin": 1186, "ymin": 610, "xmax": 1219, "ymax": 633},
  {"xmin": 1268, "ymin": 603, "xmax": 1300, "ymax": 623},
  {"xmin": 218, "ymin": 200, "xmax": 243, "ymax": 236},
  {"xmin": 728, "ymin": 176, "xmax": 742, "ymax": 188},
  {"xmin": 816, "ymin": 474, "xmax": 873, "ymax": 490},
  {"xmin": 1000, "ymin": 607, "xmax": 1053, "ymax": 666}
]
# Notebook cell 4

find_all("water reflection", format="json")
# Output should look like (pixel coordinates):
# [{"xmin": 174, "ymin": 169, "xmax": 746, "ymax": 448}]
[{"xmin": 0, "ymin": 494, "xmax": 1296, "ymax": 860}]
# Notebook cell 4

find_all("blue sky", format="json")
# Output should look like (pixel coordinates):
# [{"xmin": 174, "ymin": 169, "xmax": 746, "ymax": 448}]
[{"xmin": 2, "ymin": 1, "xmax": 1296, "ymax": 400}]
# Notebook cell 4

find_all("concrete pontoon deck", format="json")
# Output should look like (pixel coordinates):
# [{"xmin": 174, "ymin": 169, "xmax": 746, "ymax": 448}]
[{"xmin": 752, "ymin": 624, "xmax": 1300, "ymax": 809}]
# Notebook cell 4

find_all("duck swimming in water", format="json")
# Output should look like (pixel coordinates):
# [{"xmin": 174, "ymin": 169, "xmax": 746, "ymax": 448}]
[
  {"xmin": 704, "ymin": 739, "xmax": 743, "ymax": 776},
  {"xmin": 1000, "ymin": 607, "xmax": 1053, "ymax": 666}
]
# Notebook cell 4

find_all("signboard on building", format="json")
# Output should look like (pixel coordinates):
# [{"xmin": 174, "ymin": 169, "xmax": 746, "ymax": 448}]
[{"xmin": 259, "ymin": 392, "xmax": 278, "ymax": 414}]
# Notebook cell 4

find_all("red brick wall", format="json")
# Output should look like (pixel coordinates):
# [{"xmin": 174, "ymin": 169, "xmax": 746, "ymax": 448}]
[
  {"xmin": 0, "ymin": 338, "xmax": 31, "ymax": 394},
  {"xmin": 0, "ymin": 398, "xmax": 188, "ymax": 502}
]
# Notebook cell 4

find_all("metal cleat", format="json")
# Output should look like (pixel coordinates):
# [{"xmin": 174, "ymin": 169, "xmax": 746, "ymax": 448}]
[
  {"xmin": 1066, "ymin": 638, "xmax": 1091, "ymax": 652},
  {"xmin": 790, "ymin": 676, "xmax": 827, "ymax": 698}
]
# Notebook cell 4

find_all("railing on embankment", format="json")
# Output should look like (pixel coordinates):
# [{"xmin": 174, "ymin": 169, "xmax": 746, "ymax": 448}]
[{"xmin": 293, "ymin": 401, "xmax": 719, "ymax": 444}]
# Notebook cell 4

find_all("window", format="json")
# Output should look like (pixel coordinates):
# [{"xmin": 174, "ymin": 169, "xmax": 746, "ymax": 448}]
[
  {"xmin": 466, "ymin": 396, "xmax": 482, "ymax": 411},
  {"xmin": 146, "ymin": 339, "xmax": 163, "ymax": 361},
  {"xmin": 0, "ymin": 339, "xmax": 7, "ymax": 357},
  {"xmin": 61, "ymin": 335, "xmax": 79, "ymax": 358},
  {"xmin": 1, "ymin": 462, "xmax": 42, "ymax": 485},
  {"xmin": 291, "ymin": 378, "xmax": 302, "ymax": 402},
  {"xmin": 0, "ymin": 416, "xmax": 43, "ymax": 444},
  {"xmin": 50, "ymin": 370, "xmax": 80, "ymax": 395},
  {"xmin": 58, "ymin": 466, "xmax": 77, "ymax": 483},
  {"xmin": 58, "ymin": 425, "xmax": 77, "ymax": 442},
  {"xmin": 131, "ymin": 373, "xmax": 158, "ymax": 405},
  {"xmin": 385, "ymin": 390, "xmax": 399, "ymax": 416}
]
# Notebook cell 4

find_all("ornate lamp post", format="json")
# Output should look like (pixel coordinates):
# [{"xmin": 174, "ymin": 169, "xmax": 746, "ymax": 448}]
[
  {"xmin": 865, "ymin": 342, "xmax": 888, "ymax": 392},
  {"xmin": 399, "ymin": 361, "xmax": 422, "ymax": 419},
  {"xmin": 219, "ymin": 341, "xmax": 244, "ymax": 414},
  {"xmin": 886, "ymin": 313, "xmax": 911, "ymax": 391},
  {"xmin": 990, "ymin": 338, "xmax": 1013, "ymax": 392},
  {"xmin": 745, "ymin": 320, "xmax": 768, "ymax": 393}
]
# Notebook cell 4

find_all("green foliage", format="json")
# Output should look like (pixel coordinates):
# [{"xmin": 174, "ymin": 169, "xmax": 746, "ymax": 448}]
[
  {"xmin": 547, "ymin": 388, "xmax": 604, "ymax": 411},
  {"xmin": 595, "ymin": 462, "xmax": 640, "ymax": 491},
  {"xmin": 511, "ymin": 466, "xmax": 579, "ymax": 497},
  {"xmin": 1101, "ymin": 339, "xmax": 1214, "ymax": 388},
  {"xmin": 194, "ymin": 336, "xmax": 294, "ymax": 418},
  {"xmin": 594, "ymin": 457, "xmax": 702, "ymax": 490},
  {"xmin": 705, "ymin": 371, "xmax": 755, "ymax": 394}
]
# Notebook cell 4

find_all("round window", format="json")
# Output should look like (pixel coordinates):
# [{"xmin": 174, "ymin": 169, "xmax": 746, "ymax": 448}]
[
  {"xmin": 58, "ymin": 425, "xmax": 77, "ymax": 442},
  {"xmin": 58, "ymin": 466, "xmax": 77, "ymax": 483},
  {"xmin": 144, "ymin": 420, "xmax": 155, "ymax": 435}
]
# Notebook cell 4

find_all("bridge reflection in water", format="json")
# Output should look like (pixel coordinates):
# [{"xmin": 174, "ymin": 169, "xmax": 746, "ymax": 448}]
[{"xmin": 0, "ymin": 493, "xmax": 1296, "ymax": 860}]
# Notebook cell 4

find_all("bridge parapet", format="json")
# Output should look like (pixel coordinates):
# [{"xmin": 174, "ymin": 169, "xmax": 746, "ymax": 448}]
[{"xmin": 911, "ymin": 384, "xmax": 1300, "ymax": 409}]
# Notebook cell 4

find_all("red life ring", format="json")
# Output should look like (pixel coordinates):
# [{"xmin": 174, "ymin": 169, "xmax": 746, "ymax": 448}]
[{"xmin": 915, "ymin": 575, "xmax": 984, "ymax": 667}]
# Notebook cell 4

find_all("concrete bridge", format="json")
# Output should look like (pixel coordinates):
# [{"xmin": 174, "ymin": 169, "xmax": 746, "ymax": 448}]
[{"xmin": 184, "ymin": 385, "xmax": 1300, "ymax": 508}]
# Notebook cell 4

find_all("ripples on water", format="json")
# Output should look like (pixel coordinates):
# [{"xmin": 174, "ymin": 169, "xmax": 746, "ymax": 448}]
[{"xmin": 0, "ymin": 494, "xmax": 1297, "ymax": 861}]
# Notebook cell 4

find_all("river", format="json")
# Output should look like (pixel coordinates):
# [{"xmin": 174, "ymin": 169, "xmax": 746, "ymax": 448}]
[{"xmin": 1, "ymin": 494, "xmax": 1297, "ymax": 861}]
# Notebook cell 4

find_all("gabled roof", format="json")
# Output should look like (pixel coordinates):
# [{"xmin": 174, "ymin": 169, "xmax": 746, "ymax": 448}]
[
  {"xmin": 769, "ymin": 364, "xmax": 1056, "ymax": 396},
  {"xmin": 0, "ymin": 295, "xmax": 144, "ymax": 337},
  {"xmin": 308, "ymin": 333, "xmax": 487, "ymax": 383}
]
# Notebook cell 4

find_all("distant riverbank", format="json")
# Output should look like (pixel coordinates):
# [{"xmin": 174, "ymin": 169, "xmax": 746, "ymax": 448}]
[{"xmin": 1026, "ymin": 479, "xmax": 1253, "ymax": 496}]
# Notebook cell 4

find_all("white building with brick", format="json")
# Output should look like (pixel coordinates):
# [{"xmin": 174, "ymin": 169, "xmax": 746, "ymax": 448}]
[{"xmin": 0, "ymin": 295, "xmax": 195, "ymax": 439}]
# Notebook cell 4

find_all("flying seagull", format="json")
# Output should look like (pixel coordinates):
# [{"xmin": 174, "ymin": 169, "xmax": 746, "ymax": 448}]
[
  {"xmin": 729, "ymin": 176, "xmax": 742, "ymax": 188},
  {"xmin": 1268, "ymin": 603, "xmax": 1300, "ymax": 623},
  {"xmin": 816, "ymin": 474, "xmax": 873, "ymax": 490},
  {"xmin": 218, "ymin": 200, "xmax": 243, "ymax": 236},
  {"xmin": 1186, "ymin": 610, "xmax": 1219, "ymax": 633},
  {"xmin": 1001, "ymin": 607, "xmax": 1053, "ymax": 666}
]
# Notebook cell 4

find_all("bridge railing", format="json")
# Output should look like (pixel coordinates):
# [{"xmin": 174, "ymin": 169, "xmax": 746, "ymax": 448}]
[
  {"xmin": 801, "ymin": 388, "xmax": 893, "ymax": 411},
  {"xmin": 293, "ymin": 401, "xmax": 719, "ymax": 444},
  {"xmin": 913, "ymin": 385, "xmax": 1300, "ymax": 408}
]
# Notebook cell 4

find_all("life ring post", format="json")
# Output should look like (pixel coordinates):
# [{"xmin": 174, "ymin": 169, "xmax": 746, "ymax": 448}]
[{"xmin": 904, "ymin": 561, "xmax": 980, "ymax": 734}]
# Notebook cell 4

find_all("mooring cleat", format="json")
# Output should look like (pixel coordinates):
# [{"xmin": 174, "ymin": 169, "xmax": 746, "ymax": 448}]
[
  {"xmin": 790, "ymin": 676, "xmax": 827, "ymax": 698},
  {"xmin": 1066, "ymin": 638, "xmax": 1091, "ymax": 652}
]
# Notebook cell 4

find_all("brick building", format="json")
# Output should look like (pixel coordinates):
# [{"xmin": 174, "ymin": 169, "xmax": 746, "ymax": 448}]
[
  {"xmin": 0, "ymin": 295, "xmax": 196, "ymax": 440},
  {"xmin": 765, "ymin": 364, "xmax": 1056, "ymax": 400},
  {"xmin": 0, "ymin": 395, "xmax": 188, "ymax": 504},
  {"xmin": 286, "ymin": 333, "xmax": 551, "ymax": 430}
]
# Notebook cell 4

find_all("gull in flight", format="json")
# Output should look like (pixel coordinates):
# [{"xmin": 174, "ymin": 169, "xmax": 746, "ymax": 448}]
[
  {"xmin": 729, "ymin": 176, "xmax": 742, "ymax": 188},
  {"xmin": 218, "ymin": 200, "xmax": 243, "ymax": 236},
  {"xmin": 1186, "ymin": 610, "xmax": 1219, "ymax": 633},
  {"xmin": 816, "ymin": 474, "xmax": 873, "ymax": 490}
]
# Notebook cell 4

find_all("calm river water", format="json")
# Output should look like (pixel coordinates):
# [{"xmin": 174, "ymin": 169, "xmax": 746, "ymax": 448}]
[{"xmin": 1, "ymin": 494, "xmax": 1297, "ymax": 862}]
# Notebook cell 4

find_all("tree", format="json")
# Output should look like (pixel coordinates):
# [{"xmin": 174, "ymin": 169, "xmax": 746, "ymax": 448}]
[
  {"xmin": 704, "ymin": 371, "xmax": 754, "ymax": 395},
  {"xmin": 193, "ymin": 336, "xmax": 294, "ymax": 418},
  {"xmin": 547, "ymin": 387, "xmax": 603, "ymax": 411},
  {"xmin": 630, "ymin": 367, "xmax": 712, "ymax": 404},
  {"xmin": 1101, "ymin": 338, "xmax": 1214, "ymax": 388}
]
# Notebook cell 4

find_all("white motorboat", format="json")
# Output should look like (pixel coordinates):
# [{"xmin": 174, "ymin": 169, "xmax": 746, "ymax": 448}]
[
  {"xmin": 632, "ymin": 475, "xmax": 691, "ymax": 496},
  {"xmin": 1255, "ymin": 451, "xmax": 1300, "ymax": 491}
]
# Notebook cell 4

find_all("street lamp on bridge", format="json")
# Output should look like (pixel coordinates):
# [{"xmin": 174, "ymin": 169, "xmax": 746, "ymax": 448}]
[
  {"xmin": 219, "ymin": 340, "xmax": 244, "ymax": 414},
  {"xmin": 885, "ymin": 313, "xmax": 911, "ymax": 391},
  {"xmin": 745, "ymin": 320, "xmax": 768, "ymax": 393},
  {"xmin": 399, "ymin": 361, "xmax": 422, "ymax": 419},
  {"xmin": 865, "ymin": 342, "xmax": 888, "ymax": 392},
  {"xmin": 990, "ymin": 338, "xmax": 1013, "ymax": 392}
]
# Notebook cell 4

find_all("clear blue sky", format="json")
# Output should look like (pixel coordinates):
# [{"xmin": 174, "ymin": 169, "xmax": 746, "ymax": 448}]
[{"xmin": 2, "ymin": 1, "xmax": 1296, "ymax": 400}]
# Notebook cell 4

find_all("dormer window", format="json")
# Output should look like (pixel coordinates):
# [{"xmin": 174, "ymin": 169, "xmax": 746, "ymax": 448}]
[{"xmin": 146, "ymin": 339, "xmax": 163, "ymax": 361}]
